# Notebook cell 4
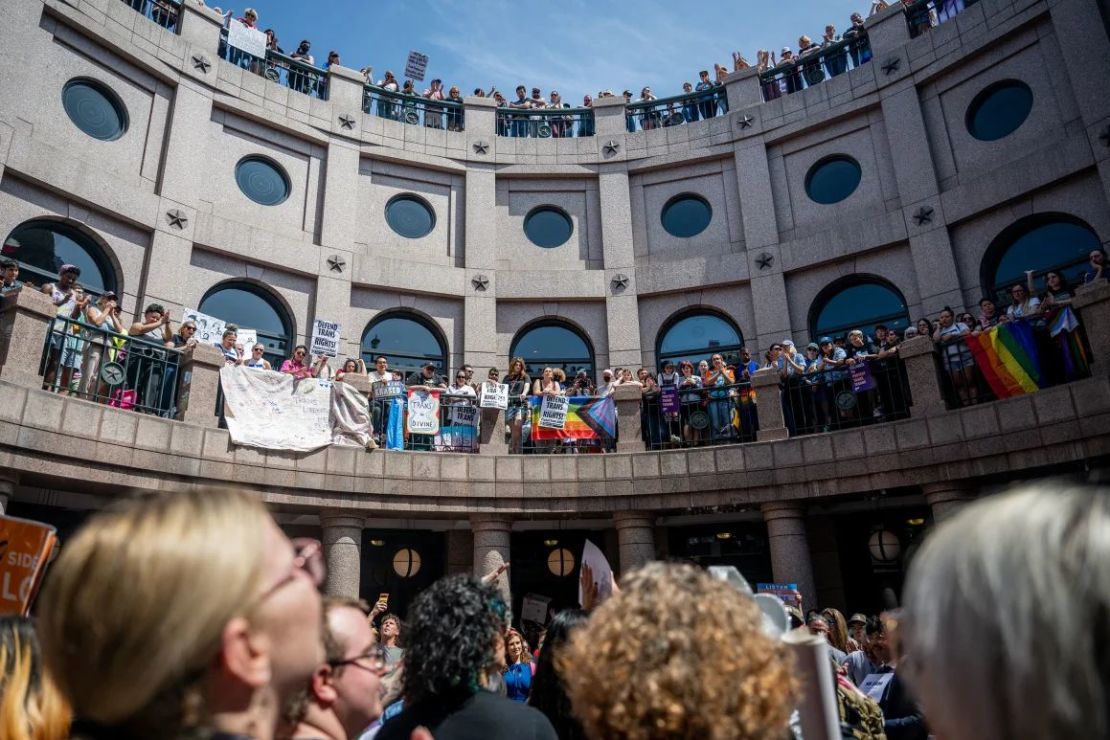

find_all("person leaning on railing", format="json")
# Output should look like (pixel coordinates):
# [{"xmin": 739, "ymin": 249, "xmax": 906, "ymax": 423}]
[
  {"xmin": 280, "ymin": 344, "xmax": 326, "ymax": 379},
  {"xmin": 1, "ymin": 257, "xmax": 25, "ymax": 294},
  {"xmin": 933, "ymin": 307, "xmax": 978, "ymax": 407},
  {"xmin": 79, "ymin": 290, "xmax": 125, "ymax": 400},
  {"xmin": 504, "ymin": 357, "xmax": 531, "ymax": 454}
]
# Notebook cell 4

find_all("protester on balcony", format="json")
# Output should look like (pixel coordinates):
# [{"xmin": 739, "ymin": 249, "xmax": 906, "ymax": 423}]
[
  {"xmin": 236, "ymin": 7, "xmax": 257, "ymax": 27},
  {"xmin": 732, "ymin": 51, "xmax": 751, "ymax": 71},
  {"xmin": 168, "ymin": 318, "xmax": 197, "ymax": 349},
  {"xmin": 406, "ymin": 361, "xmax": 444, "ymax": 389},
  {"xmin": 281, "ymin": 345, "xmax": 327, "ymax": 379},
  {"xmin": 324, "ymin": 50, "xmax": 340, "ymax": 71},
  {"xmin": 533, "ymin": 367, "xmax": 562, "ymax": 397},
  {"xmin": 695, "ymin": 69, "xmax": 716, "ymax": 120},
  {"xmin": 423, "ymin": 78, "xmax": 446, "ymax": 129},
  {"xmin": 80, "ymin": 290, "xmax": 124, "ymax": 399},
  {"xmin": 843, "ymin": 11, "xmax": 873, "ymax": 67},
  {"xmin": 215, "ymin": 326, "xmax": 243, "ymax": 366},
  {"xmin": 777, "ymin": 47, "xmax": 804, "ymax": 94},
  {"xmin": 933, "ymin": 307, "xmax": 978, "ymax": 407},
  {"xmin": 676, "ymin": 360, "xmax": 704, "ymax": 444},
  {"xmin": 823, "ymin": 24, "xmax": 849, "ymax": 76},
  {"xmin": 1003, "ymin": 281, "xmax": 1041, "ymax": 322},
  {"xmin": 567, "ymin": 369, "xmax": 594, "ymax": 396},
  {"xmin": 1087, "ymin": 248, "xmax": 1108, "ymax": 283},
  {"xmin": 505, "ymin": 357, "xmax": 531, "ymax": 454},
  {"xmin": 0, "ymin": 257, "xmax": 23, "ymax": 294},
  {"xmin": 637, "ymin": 87, "xmax": 660, "ymax": 130},
  {"xmin": 290, "ymin": 39, "xmax": 314, "ymax": 65},
  {"xmin": 798, "ymin": 35, "xmax": 825, "ymax": 87},
  {"xmin": 244, "ymin": 343, "xmax": 273, "ymax": 371},
  {"xmin": 508, "ymin": 86, "xmax": 532, "ymax": 137},
  {"xmin": 447, "ymin": 369, "xmax": 476, "ymax": 399},
  {"xmin": 0, "ymin": 616, "xmax": 71, "ymax": 740},
  {"xmin": 367, "ymin": 355, "xmax": 391, "ymax": 383},
  {"xmin": 41, "ymin": 264, "xmax": 83, "ymax": 393},
  {"xmin": 703, "ymin": 353, "xmax": 735, "ymax": 439},
  {"xmin": 446, "ymin": 86, "xmax": 464, "ymax": 132},
  {"xmin": 129, "ymin": 302, "xmax": 173, "ymax": 349},
  {"xmin": 597, "ymin": 368, "xmax": 615, "ymax": 397},
  {"xmin": 1030, "ymin": 269, "xmax": 1073, "ymax": 308},
  {"xmin": 915, "ymin": 318, "xmax": 934, "ymax": 337},
  {"xmin": 288, "ymin": 40, "xmax": 316, "ymax": 96},
  {"xmin": 38, "ymin": 487, "xmax": 324, "ymax": 740}
]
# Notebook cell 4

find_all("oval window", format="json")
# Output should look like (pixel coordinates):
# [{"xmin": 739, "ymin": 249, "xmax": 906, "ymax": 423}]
[
  {"xmin": 524, "ymin": 207, "xmax": 573, "ymax": 248},
  {"xmin": 966, "ymin": 80, "xmax": 1033, "ymax": 142},
  {"xmin": 805, "ymin": 156, "xmax": 862, "ymax": 205},
  {"xmin": 61, "ymin": 79, "xmax": 128, "ymax": 141},
  {"xmin": 661, "ymin": 194, "xmax": 712, "ymax": 238},
  {"xmin": 385, "ymin": 195, "xmax": 436, "ymax": 239},
  {"xmin": 234, "ymin": 156, "xmax": 291, "ymax": 206}
]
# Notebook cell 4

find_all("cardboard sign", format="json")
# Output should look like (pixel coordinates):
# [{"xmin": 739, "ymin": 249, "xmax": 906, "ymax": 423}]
[
  {"xmin": 660, "ymin": 386, "xmax": 680, "ymax": 414},
  {"xmin": 448, "ymin": 404, "xmax": 478, "ymax": 427},
  {"xmin": 850, "ymin": 363, "xmax": 876, "ymax": 392},
  {"xmin": 227, "ymin": 18, "xmax": 267, "ymax": 58},
  {"xmin": 183, "ymin": 308, "xmax": 226, "ymax": 346},
  {"xmin": 479, "ymin": 381, "xmax": 509, "ymax": 409},
  {"xmin": 756, "ymin": 582, "xmax": 800, "ymax": 608},
  {"xmin": 310, "ymin": 319, "xmax": 341, "ymax": 358},
  {"xmin": 538, "ymin": 394, "xmax": 568, "ymax": 429},
  {"xmin": 236, "ymin": 328, "xmax": 258, "ymax": 351},
  {"xmin": 372, "ymin": 380, "xmax": 406, "ymax": 399},
  {"xmin": 520, "ymin": 593, "xmax": 552, "ymax": 625},
  {"xmin": 0, "ymin": 515, "xmax": 58, "ymax": 616},
  {"xmin": 406, "ymin": 388, "xmax": 440, "ymax": 434},
  {"xmin": 404, "ymin": 50, "xmax": 429, "ymax": 81}
]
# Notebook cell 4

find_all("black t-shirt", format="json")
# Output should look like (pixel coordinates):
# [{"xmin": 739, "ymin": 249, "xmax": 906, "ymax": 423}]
[
  {"xmin": 377, "ymin": 691, "xmax": 558, "ymax": 740},
  {"xmin": 406, "ymin": 371, "xmax": 445, "ymax": 388}
]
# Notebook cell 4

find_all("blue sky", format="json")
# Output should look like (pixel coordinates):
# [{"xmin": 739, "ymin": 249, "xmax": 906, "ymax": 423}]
[{"xmin": 233, "ymin": 0, "xmax": 867, "ymax": 102}]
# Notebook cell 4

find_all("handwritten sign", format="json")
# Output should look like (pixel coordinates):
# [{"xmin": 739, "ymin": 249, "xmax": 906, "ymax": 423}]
[
  {"xmin": 183, "ymin": 308, "xmax": 226, "ymax": 346},
  {"xmin": 858, "ymin": 672, "xmax": 895, "ymax": 702},
  {"xmin": 372, "ymin": 380, "xmax": 406, "ymax": 399},
  {"xmin": 479, "ymin": 381, "xmax": 509, "ymax": 409},
  {"xmin": 310, "ymin": 319, "xmax": 341, "ymax": 358},
  {"xmin": 448, "ymin": 404, "xmax": 478, "ymax": 427},
  {"xmin": 850, "ymin": 363, "xmax": 876, "ymax": 392},
  {"xmin": 220, "ymin": 367, "xmax": 333, "ymax": 451},
  {"xmin": 520, "ymin": 593, "xmax": 552, "ymax": 625},
  {"xmin": 404, "ymin": 50, "xmax": 429, "ymax": 81},
  {"xmin": 538, "ymin": 394, "xmax": 568, "ymax": 429},
  {"xmin": 0, "ymin": 515, "xmax": 58, "ymax": 616},
  {"xmin": 236, "ymin": 328, "xmax": 258, "ymax": 351},
  {"xmin": 406, "ymin": 388, "xmax": 440, "ymax": 434},
  {"xmin": 227, "ymin": 18, "xmax": 267, "ymax": 58}
]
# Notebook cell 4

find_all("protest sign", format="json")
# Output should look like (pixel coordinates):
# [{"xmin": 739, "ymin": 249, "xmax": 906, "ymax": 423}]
[
  {"xmin": 182, "ymin": 308, "xmax": 226, "ymax": 346},
  {"xmin": 756, "ymin": 582, "xmax": 801, "ymax": 608},
  {"xmin": 236, "ymin": 328, "xmax": 258, "ymax": 351},
  {"xmin": 479, "ymin": 381, "xmax": 509, "ymax": 409},
  {"xmin": 660, "ymin": 386, "xmax": 680, "ymax": 415},
  {"xmin": 220, "ymin": 366, "xmax": 332, "ymax": 451},
  {"xmin": 406, "ymin": 388, "xmax": 441, "ymax": 435},
  {"xmin": 858, "ymin": 672, "xmax": 895, "ymax": 703},
  {"xmin": 0, "ymin": 515, "xmax": 57, "ymax": 616},
  {"xmin": 404, "ymin": 50, "xmax": 428, "ymax": 81},
  {"xmin": 850, "ymin": 363, "xmax": 876, "ymax": 392},
  {"xmin": 578, "ymin": 539, "xmax": 614, "ymax": 605},
  {"xmin": 372, "ymin": 380, "xmax": 406, "ymax": 399},
  {"xmin": 538, "ymin": 394, "xmax": 569, "ymax": 429},
  {"xmin": 310, "ymin": 319, "xmax": 341, "ymax": 358},
  {"xmin": 227, "ymin": 18, "xmax": 267, "ymax": 57},
  {"xmin": 529, "ymin": 395, "xmax": 615, "ymax": 441},
  {"xmin": 521, "ymin": 593, "xmax": 552, "ymax": 625}
]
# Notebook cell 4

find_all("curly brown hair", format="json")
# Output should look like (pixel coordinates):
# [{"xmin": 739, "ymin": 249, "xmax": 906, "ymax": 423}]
[{"xmin": 558, "ymin": 562, "xmax": 796, "ymax": 740}]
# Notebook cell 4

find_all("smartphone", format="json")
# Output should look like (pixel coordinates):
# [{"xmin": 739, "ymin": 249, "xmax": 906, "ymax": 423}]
[{"xmin": 378, "ymin": 592, "xmax": 389, "ymax": 609}]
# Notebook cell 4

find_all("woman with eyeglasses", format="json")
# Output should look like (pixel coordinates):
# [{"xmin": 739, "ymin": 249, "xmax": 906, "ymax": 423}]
[
  {"xmin": 280, "ymin": 344, "xmax": 327, "ymax": 380},
  {"xmin": 443, "ymin": 370, "xmax": 478, "ymax": 451},
  {"xmin": 38, "ymin": 487, "xmax": 325, "ymax": 740},
  {"xmin": 245, "ymin": 343, "xmax": 272, "ymax": 370}
]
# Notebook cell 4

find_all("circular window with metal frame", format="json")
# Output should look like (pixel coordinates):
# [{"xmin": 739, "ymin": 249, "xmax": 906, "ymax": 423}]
[
  {"xmin": 661, "ymin": 194, "xmax": 713, "ymax": 238},
  {"xmin": 523, "ymin": 206, "xmax": 574, "ymax": 249},
  {"xmin": 385, "ymin": 194, "xmax": 436, "ymax": 239},
  {"xmin": 804, "ymin": 155, "xmax": 862, "ymax": 205},
  {"xmin": 234, "ymin": 156, "xmax": 291, "ymax": 206},
  {"xmin": 965, "ymin": 80, "xmax": 1033, "ymax": 142},
  {"xmin": 61, "ymin": 78, "xmax": 129, "ymax": 141}
]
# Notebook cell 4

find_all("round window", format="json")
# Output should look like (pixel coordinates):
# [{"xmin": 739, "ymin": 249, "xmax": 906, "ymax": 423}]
[
  {"xmin": 547, "ymin": 548, "xmax": 576, "ymax": 577},
  {"xmin": 61, "ymin": 79, "xmax": 128, "ymax": 141},
  {"xmin": 661, "ymin": 194, "xmax": 712, "ymax": 238},
  {"xmin": 966, "ymin": 80, "xmax": 1033, "ymax": 142},
  {"xmin": 234, "ymin": 156, "xmax": 291, "ymax": 206},
  {"xmin": 805, "ymin": 156, "xmax": 862, "ymax": 205},
  {"xmin": 392, "ymin": 547, "xmax": 422, "ymax": 578},
  {"xmin": 524, "ymin": 207, "xmax": 573, "ymax": 249},
  {"xmin": 385, "ymin": 195, "xmax": 436, "ymax": 239}
]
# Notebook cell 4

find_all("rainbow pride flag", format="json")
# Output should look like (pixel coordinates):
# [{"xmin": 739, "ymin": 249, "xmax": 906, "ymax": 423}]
[
  {"xmin": 529, "ymin": 396, "xmax": 616, "ymax": 441},
  {"xmin": 1049, "ymin": 306, "xmax": 1089, "ymax": 381},
  {"xmin": 964, "ymin": 319, "xmax": 1042, "ymax": 398}
]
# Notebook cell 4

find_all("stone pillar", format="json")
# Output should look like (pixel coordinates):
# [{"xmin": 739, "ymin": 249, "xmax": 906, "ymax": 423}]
[
  {"xmin": 751, "ymin": 367, "xmax": 788, "ymax": 442},
  {"xmin": 175, "ymin": 343, "xmax": 225, "ymax": 428},
  {"xmin": 462, "ymin": 147, "xmax": 498, "ymax": 370},
  {"xmin": 612, "ymin": 384, "xmax": 646, "ymax": 453},
  {"xmin": 462, "ymin": 96, "xmax": 498, "ymax": 148},
  {"xmin": 898, "ymin": 335, "xmax": 946, "ymax": 417},
  {"xmin": 599, "ymin": 168, "xmax": 643, "ymax": 369},
  {"xmin": 922, "ymin": 481, "xmax": 975, "ymax": 524},
  {"xmin": 321, "ymin": 512, "xmax": 363, "ymax": 599},
  {"xmin": 315, "ymin": 139, "xmax": 358, "ymax": 358},
  {"xmin": 445, "ymin": 528, "xmax": 474, "ymax": 576},
  {"xmin": 1073, "ymin": 282, "xmax": 1110, "ymax": 371},
  {"xmin": 178, "ymin": 0, "xmax": 225, "ymax": 52},
  {"xmin": 472, "ymin": 515, "xmax": 512, "ymax": 605},
  {"xmin": 0, "ymin": 289, "xmax": 55, "ymax": 389},
  {"xmin": 591, "ymin": 94, "xmax": 628, "ymax": 138},
  {"xmin": 724, "ymin": 66, "xmax": 764, "ymax": 111},
  {"xmin": 864, "ymin": 2, "xmax": 912, "ymax": 59},
  {"xmin": 761, "ymin": 502, "xmax": 817, "ymax": 612},
  {"xmin": 478, "ymin": 407, "xmax": 508, "ymax": 454},
  {"xmin": 613, "ymin": 512, "xmax": 656, "ymax": 576}
]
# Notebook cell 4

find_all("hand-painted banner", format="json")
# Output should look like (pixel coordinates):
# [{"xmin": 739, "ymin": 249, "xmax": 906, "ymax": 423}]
[
  {"xmin": 529, "ymin": 396, "xmax": 616, "ymax": 441},
  {"xmin": 406, "ymin": 389, "xmax": 441, "ymax": 435},
  {"xmin": 964, "ymin": 319, "xmax": 1042, "ymax": 399}
]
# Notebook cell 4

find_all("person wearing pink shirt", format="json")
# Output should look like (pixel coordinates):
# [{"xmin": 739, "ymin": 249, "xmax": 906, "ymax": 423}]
[{"xmin": 279, "ymin": 344, "xmax": 327, "ymax": 380}]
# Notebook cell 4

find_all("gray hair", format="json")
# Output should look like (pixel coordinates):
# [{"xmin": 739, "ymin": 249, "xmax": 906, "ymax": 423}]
[{"xmin": 901, "ymin": 484, "xmax": 1110, "ymax": 740}]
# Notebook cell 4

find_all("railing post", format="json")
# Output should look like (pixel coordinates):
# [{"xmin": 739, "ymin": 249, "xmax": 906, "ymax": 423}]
[
  {"xmin": 592, "ymin": 95, "xmax": 629, "ymax": 138},
  {"xmin": 865, "ymin": 2, "xmax": 912, "ymax": 63},
  {"xmin": 462, "ymin": 96, "xmax": 497, "ymax": 145},
  {"xmin": 326, "ymin": 64, "xmax": 368, "ymax": 117},
  {"xmin": 724, "ymin": 66, "xmax": 764, "ymax": 111},
  {"xmin": 175, "ymin": 343, "xmax": 224, "ymax": 428},
  {"xmin": 177, "ymin": 0, "xmax": 224, "ymax": 54},
  {"xmin": 479, "ymin": 407, "xmax": 508, "ymax": 454},
  {"xmin": 613, "ymin": 384, "xmax": 645, "ymax": 453},
  {"xmin": 898, "ymin": 335, "xmax": 947, "ymax": 417},
  {"xmin": 1073, "ymin": 282, "xmax": 1110, "ymax": 371},
  {"xmin": 751, "ymin": 368, "xmax": 788, "ymax": 442},
  {"xmin": 0, "ymin": 289, "xmax": 55, "ymax": 390}
]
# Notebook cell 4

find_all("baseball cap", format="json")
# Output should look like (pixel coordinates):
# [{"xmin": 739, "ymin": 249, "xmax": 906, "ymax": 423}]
[
  {"xmin": 849, "ymin": 613, "xmax": 867, "ymax": 625},
  {"xmin": 100, "ymin": 290, "xmax": 117, "ymax": 300},
  {"xmin": 806, "ymin": 342, "xmax": 820, "ymax": 351},
  {"xmin": 781, "ymin": 339, "xmax": 795, "ymax": 348},
  {"xmin": 818, "ymin": 336, "xmax": 833, "ymax": 345},
  {"xmin": 423, "ymin": 361, "xmax": 436, "ymax": 369}
]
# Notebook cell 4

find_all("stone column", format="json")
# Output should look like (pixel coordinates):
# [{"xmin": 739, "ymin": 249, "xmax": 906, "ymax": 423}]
[
  {"xmin": 864, "ymin": 2, "xmax": 911, "ymax": 57},
  {"xmin": 599, "ymin": 168, "xmax": 644, "ymax": 369},
  {"xmin": 321, "ymin": 511, "xmax": 363, "ymax": 599},
  {"xmin": 761, "ymin": 502, "xmax": 817, "ymax": 612},
  {"xmin": 723, "ymin": 66, "xmax": 764, "ymax": 111},
  {"xmin": 591, "ymin": 94, "xmax": 628, "ymax": 138},
  {"xmin": 472, "ymin": 515, "xmax": 512, "ymax": 605},
  {"xmin": 1073, "ymin": 282, "xmax": 1110, "ymax": 371},
  {"xmin": 445, "ymin": 528, "xmax": 474, "ymax": 576},
  {"xmin": 0, "ymin": 289, "xmax": 55, "ymax": 389},
  {"xmin": 751, "ymin": 367, "xmax": 788, "ymax": 442},
  {"xmin": 478, "ymin": 407, "xmax": 508, "ymax": 454},
  {"xmin": 898, "ymin": 335, "xmax": 946, "ymax": 417},
  {"xmin": 175, "ymin": 343, "xmax": 225, "ymax": 428},
  {"xmin": 922, "ymin": 481, "xmax": 975, "ymax": 524},
  {"xmin": 460, "ymin": 100, "xmax": 498, "ymax": 370},
  {"xmin": 612, "ymin": 384, "xmax": 646, "ymax": 453},
  {"xmin": 613, "ymin": 512, "xmax": 656, "ymax": 576},
  {"xmin": 177, "ymin": 0, "xmax": 225, "ymax": 51}
]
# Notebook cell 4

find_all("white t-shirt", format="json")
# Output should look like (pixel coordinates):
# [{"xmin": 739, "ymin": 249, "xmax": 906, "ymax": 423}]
[{"xmin": 1006, "ymin": 296, "xmax": 1041, "ymax": 320}]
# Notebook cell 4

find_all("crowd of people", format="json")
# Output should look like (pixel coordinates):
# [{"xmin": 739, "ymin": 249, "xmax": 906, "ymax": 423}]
[{"xmin": 3, "ymin": 481, "xmax": 1106, "ymax": 739}]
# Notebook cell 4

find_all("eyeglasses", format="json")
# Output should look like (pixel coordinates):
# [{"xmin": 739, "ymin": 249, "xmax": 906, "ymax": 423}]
[
  {"xmin": 256, "ymin": 538, "xmax": 325, "ymax": 606},
  {"xmin": 330, "ymin": 644, "xmax": 388, "ymax": 674},
  {"xmin": 295, "ymin": 351, "xmax": 306, "ymax": 357},
  {"xmin": 771, "ymin": 345, "xmax": 782, "ymax": 351}
]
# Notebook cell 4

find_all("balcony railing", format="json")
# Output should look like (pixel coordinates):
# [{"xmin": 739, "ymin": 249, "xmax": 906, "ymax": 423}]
[
  {"xmin": 363, "ymin": 86, "xmax": 465, "ymax": 131},
  {"xmin": 759, "ymin": 36, "xmax": 871, "ymax": 101},
  {"xmin": 640, "ymin": 381, "xmax": 758, "ymax": 450},
  {"xmin": 219, "ymin": 31, "xmax": 328, "ymax": 100},
  {"xmin": 495, "ymin": 107, "xmax": 595, "ymax": 138},
  {"xmin": 371, "ymin": 391, "xmax": 480, "ymax": 453},
  {"xmin": 122, "ymin": 0, "xmax": 182, "ymax": 34},
  {"xmin": 626, "ymin": 88, "xmax": 728, "ymax": 132},
  {"xmin": 781, "ymin": 359, "xmax": 911, "ymax": 436},
  {"xmin": 905, "ymin": 0, "xmax": 980, "ymax": 38},
  {"xmin": 40, "ymin": 316, "xmax": 182, "ymax": 417}
]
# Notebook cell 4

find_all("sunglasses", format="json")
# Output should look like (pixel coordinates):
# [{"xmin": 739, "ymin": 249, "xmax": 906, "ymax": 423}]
[
  {"xmin": 253, "ymin": 347, "xmax": 264, "ymax": 352},
  {"xmin": 295, "ymin": 350, "xmax": 306, "ymax": 357}
]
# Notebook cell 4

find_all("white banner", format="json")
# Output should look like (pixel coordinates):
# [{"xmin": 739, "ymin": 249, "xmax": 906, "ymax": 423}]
[
  {"xmin": 183, "ymin": 308, "xmax": 226, "ymax": 346},
  {"xmin": 227, "ymin": 18, "xmax": 267, "ymax": 58},
  {"xmin": 539, "ymin": 394, "xmax": 568, "ymax": 429},
  {"xmin": 479, "ymin": 381, "xmax": 509, "ymax": 409},
  {"xmin": 331, "ymin": 379, "xmax": 374, "ymax": 448},
  {"xmin": 236, "ymin": 328, "xmax": 258, "ymax": 351},
  {"xmin": 406, "ymin": 388, "xmax": 440, "ymax": 435},
  {"xmin": 310, "ymin": 319, "xmax": 341, "ymax": 358},
  {"xmin": 220, "ymin": 366, "xmax": 332, "ymax": 452},
  {"xmin": 404, "ymin": 50, "xmax": 428, "ymax": 81}
]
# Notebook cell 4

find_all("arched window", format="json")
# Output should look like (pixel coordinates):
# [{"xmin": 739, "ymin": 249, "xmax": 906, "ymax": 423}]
[
  {"xmin": 656, "ymin": 311, "xmax": 744, "ymax": 369},
  {"xmin": 360, "ymin": 312, "xmax": 447, "ymax": 379},
  {"xmin": 199, "ymin": 281, "xmax": 292, "ymax": 367},
  {"xmin": 2, "ymin": 220, "xmax": 116, "ymax": 294},
  {"xmin": 980, "ymin": 214, "xmax": 1101, "ymax": 301},
  {"xmin": 810, "ymin": 277, "xmax": 910, "ymax": 341},
  {"xmin": 510, "ymin": 321, "xmax": 594, "ymax": 379}
]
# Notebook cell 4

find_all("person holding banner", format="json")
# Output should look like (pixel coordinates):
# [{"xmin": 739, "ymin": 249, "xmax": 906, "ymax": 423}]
[
  {"xmin": 532, "ymin": 368, "xmax": 563, "ymax": 452},
  {"xmin": 406, "ymin": 362, "xmax": 445, "ymax": 451}
]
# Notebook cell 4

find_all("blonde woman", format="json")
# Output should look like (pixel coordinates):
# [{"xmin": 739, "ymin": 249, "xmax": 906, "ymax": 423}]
[
  {"xmin": 0, "ymin": 617, "xmax": 70, "ymax": 740},
  {"xmin": 38, "ymin": 487, "xmax": 324, "ymax": 740}
]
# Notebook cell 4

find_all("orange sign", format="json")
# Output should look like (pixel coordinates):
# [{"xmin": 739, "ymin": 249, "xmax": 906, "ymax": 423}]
[{"xmin": 0, "ymin": 515, "xmax": 58, "ymax": 616}]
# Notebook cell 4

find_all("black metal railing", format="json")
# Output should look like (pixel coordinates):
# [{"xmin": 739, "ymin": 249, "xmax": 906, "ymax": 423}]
[
  {"xmin": 759, "ymin": 36, "xmax": 870, "ymax": 101},
  {"xmin": 40, "ymin": 317, "xmax": 182, "ymax": 417},
  {"xmin": 780, "ymin": 359, "xmax": 911, "ymax": 436},
  {"xmin": 363, "ymin": 86, "xmax": 465, "ymax": 131},
  {"xmin": 219, "ymin": 31, "xmax": 328, "ymax": 99},
  {"xmin": 640, "ymin": 382, "xmax": 758, "ymax": 450},
  {"xmin": 123, "ymin": 0, "xmax": 182, "ymax": 34},
  {"xmin": 626, "ymin": 87, "xmax": 728, "ymax": 132},
  {"xmin": 370, "ymin": 389, "xmax": 480, "ymax": 453},
  {"xmin": 905, "ymin": 0, "xmax": 980, "ymax": 38},
  {"xmin": 495, "ymin": 107, "xmax": 595, "ymax": 138}
]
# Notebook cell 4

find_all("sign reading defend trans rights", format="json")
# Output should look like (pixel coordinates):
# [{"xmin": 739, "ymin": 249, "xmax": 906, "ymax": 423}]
[
  {"xmin": 404, "ymin": 50, "xmax": 429, "ymax": 81},
  {"xmin": 538, "ymin": 395, "xmax": 569, "ymax": 429},
  {"xmin": 310, "ymin": 319, "xmax": 341, "ymax": 358}
]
